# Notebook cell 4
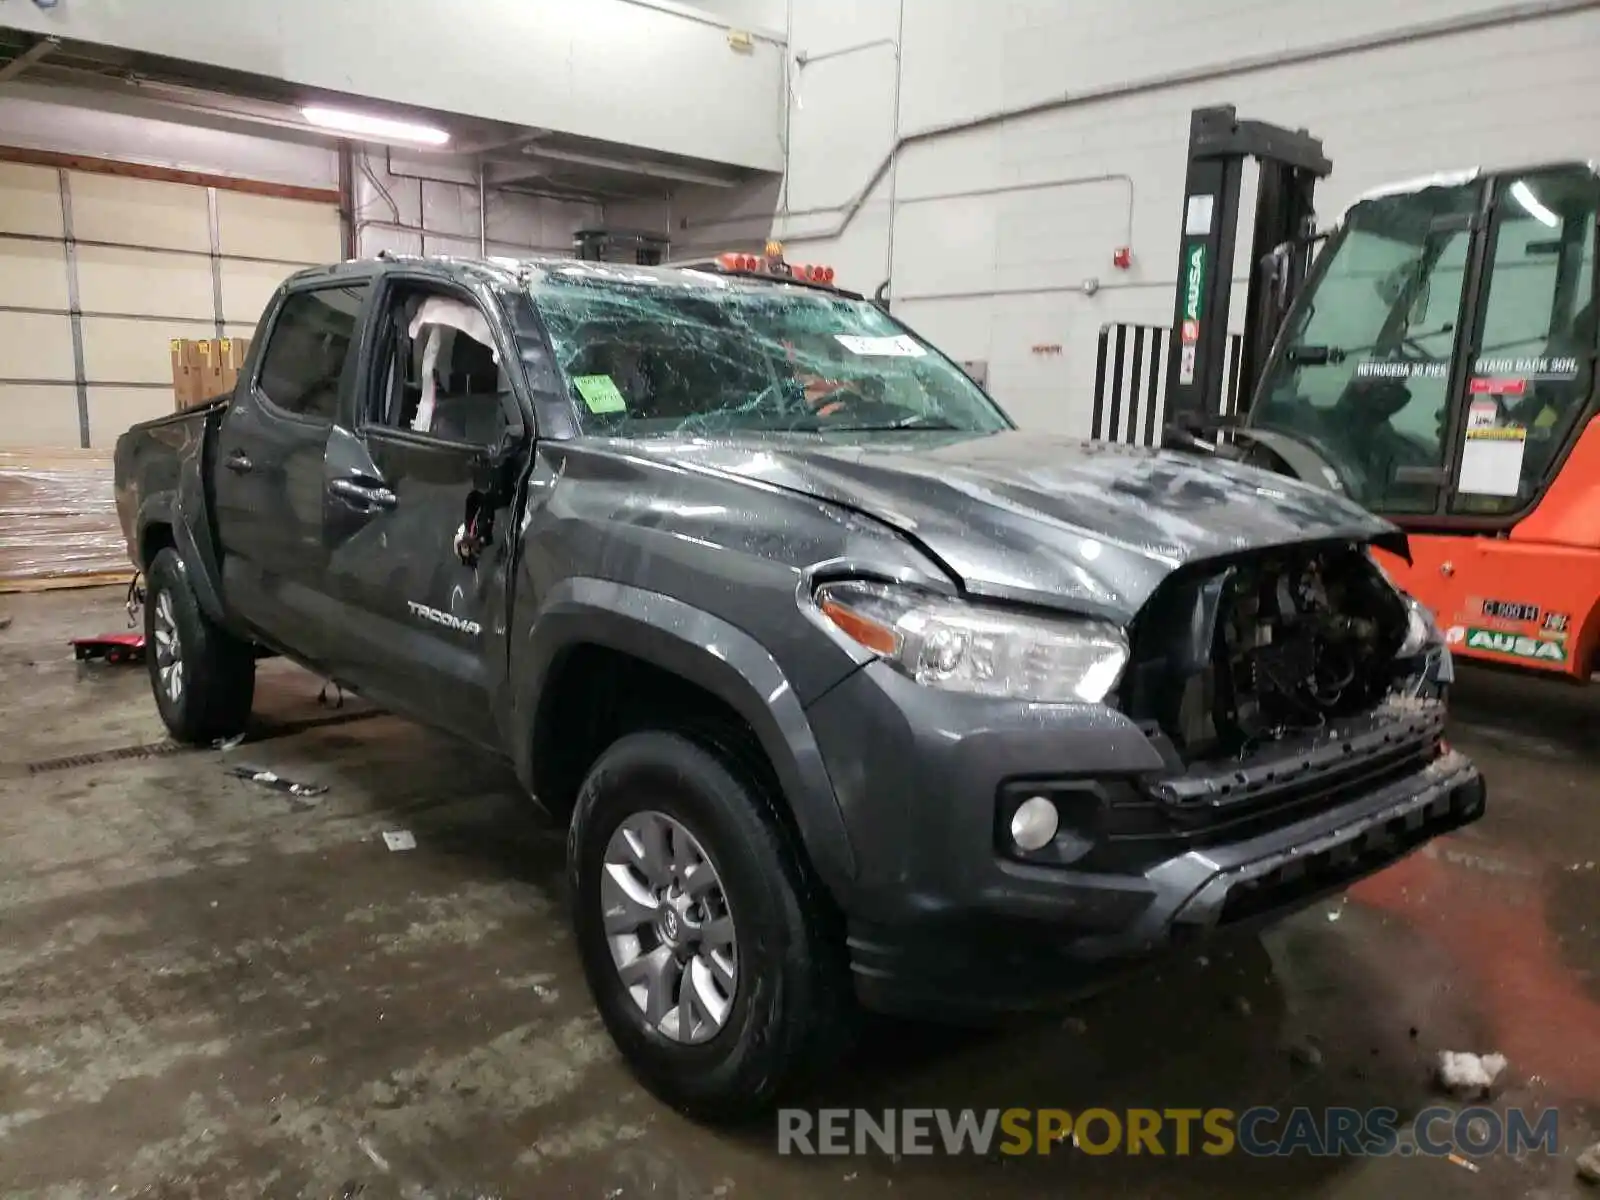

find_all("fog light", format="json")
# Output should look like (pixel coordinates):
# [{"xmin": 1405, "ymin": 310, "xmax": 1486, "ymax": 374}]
[{"xmin": 1010, "ymin": 795, "xmax": 1059, "ymax": 852}]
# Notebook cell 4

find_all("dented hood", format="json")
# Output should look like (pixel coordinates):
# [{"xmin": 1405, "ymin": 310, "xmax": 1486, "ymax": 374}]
[{"xmin": 627, "ymin": 430, "xmax": 1402, "ymax": 621}]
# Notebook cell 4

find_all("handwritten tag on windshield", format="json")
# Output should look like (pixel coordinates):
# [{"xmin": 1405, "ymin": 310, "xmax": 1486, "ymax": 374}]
[
  {"xmin": 573, "ymin": 374, "xmax": 627, "ymax": 414},
  {"xmin": 835, "ymin": 334, "xmax": 926, "ymax": 358}
]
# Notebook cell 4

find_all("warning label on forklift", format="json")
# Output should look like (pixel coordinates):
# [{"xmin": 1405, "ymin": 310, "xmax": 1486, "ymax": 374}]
[
  {"xmin": 1474, "ymin": 356, "xmax": 1579, "ymax": 378},
  {"xmin": 1354, "ymin": 360, "xmax": 1448, "ymax": 380},
  {"xmin": 1459, "ymin": 425, "xmax": 1526, "ymax": 497}
]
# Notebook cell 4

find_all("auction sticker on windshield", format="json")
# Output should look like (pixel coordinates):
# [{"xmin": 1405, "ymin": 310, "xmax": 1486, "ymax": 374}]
[
  {"xmin": 574, "ymin": 374, "xmax": 628, "ymax": 414},
  {"xmin": 835, "ymin": 334, "xmax": 927, "ymax": 358}
]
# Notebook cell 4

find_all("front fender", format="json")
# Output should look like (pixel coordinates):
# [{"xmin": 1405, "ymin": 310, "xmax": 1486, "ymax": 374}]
[{"xmin": 513, "ymin": 577, "xmax": 857, "ymax": 902}]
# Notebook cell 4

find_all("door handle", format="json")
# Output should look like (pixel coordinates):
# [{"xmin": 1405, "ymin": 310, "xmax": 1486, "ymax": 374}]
[
  {"xmin": 329, "ymin": 477, "xmax": 397, "ymax": 510},
  {"xmin": 224, "ymin": 450, "xmax": 253, "ymax": 473}
]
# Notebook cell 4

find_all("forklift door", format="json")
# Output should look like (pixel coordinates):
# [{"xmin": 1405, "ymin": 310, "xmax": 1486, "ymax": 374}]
[{"xmin": 1249, "ymin": 163, "xmax": 1600, "ymax": 527}]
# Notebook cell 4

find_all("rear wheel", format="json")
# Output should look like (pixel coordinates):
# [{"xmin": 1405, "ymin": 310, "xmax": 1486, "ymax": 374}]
[
  {"xmin": 144, "ymin": 547, "xmax": 255, "ymax": 744},
  {"xmin": 569, "ymin": 730, "xmax": 849, "ymax": 1122}
]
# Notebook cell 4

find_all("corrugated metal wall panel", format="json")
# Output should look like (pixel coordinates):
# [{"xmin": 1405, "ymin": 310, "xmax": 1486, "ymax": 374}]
[{"xmin": 0, "ymin": 161, "xmax": 339, "ymax": 446}]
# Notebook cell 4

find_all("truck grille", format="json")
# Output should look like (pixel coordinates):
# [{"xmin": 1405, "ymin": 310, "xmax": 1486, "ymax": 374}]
[{"xmin": 1045, "ymin": 702, "xmax": 1448, "ymax": 873}]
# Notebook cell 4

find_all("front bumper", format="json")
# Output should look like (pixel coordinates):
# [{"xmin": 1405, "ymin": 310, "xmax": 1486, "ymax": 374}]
[{"xmin": 805, "ymin": 662, "xmax": 1485, "ymax": 1021}]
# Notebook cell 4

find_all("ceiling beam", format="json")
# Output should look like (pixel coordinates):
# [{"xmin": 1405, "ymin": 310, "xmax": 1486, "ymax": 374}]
[
  {"xmin": 0, "ymin": 37, "xmax": 59, "ymax": 84},
  {"xmin": 490, "ymin": 146, "xmax": 741, "ymax": 188}
]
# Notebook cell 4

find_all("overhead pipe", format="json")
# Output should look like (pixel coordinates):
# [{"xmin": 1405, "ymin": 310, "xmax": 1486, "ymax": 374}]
[
  {"xmin": 352, "ymin": 215, "xmax": 569, "ymax": 258},
  {"xmin": 478, "ymin": 160, "xmax": 488, "ymax": 255}
]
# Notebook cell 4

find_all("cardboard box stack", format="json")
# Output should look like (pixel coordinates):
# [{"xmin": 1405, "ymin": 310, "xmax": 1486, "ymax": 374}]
[{"xmin": 170, "ymin": 336, "xmax": 251, "ymax": 411}]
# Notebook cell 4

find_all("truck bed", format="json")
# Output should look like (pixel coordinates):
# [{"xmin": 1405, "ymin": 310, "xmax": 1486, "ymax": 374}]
[{"xmin": 113, "ymin": 397, "xmax": 229, "ymax": 571}]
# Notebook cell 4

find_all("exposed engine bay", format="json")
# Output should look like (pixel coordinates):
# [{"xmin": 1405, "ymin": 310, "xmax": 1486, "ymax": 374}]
[{"xmin": 1120, "ymin": 542, "xmax": 1414, "ymax": 762}]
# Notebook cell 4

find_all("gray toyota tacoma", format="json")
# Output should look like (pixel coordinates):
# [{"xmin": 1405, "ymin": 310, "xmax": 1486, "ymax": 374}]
[{"xmin": 114, "ymin": 249, "xmax": 1483, "ymax": 1120}]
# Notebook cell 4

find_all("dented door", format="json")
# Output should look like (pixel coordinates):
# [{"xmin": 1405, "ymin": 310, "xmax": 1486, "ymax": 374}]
[{"xmin": 320, "ymin": 426, "xmax": 507, "ymax": 744}]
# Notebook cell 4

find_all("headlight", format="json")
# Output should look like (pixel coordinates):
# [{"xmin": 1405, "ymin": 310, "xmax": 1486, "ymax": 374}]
[
  {"xmin": 813, "ymin": 580, "xmax": 1129, "ymax": 703},
  {"xmin": 1365, "ymin": 549, "xmax": 1440, "ymax": 660},
  {"xmin": 1396, "ymin": 594, "xmax": 1437, "ymax": 658}
]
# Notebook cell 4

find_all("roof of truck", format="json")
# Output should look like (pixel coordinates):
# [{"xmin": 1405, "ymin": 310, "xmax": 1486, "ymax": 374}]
[{"xmin": 287, "ymin": 252, "xmax": 862, "ymax": 300}]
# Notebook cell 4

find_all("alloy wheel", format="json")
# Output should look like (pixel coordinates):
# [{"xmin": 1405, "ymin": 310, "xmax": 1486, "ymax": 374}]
[
  {"xmin": 152, "ymin": 590, "xmax": 184, "ymax": 705},
  {"xmin": 601, "ymin": 810, "xmax": 738, "ymax": 1044}
]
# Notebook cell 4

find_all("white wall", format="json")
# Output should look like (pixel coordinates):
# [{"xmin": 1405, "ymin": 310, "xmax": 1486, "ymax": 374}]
[
  {"xmin": 0, "ymin": 85, "xmax": 338, "ymax": 190},
  {"xmin": 682, "ymin": 0, "xmax": 788, "ymax": 33},
  {"xmin": 1, "ymin": 0, "xmax": 786, "ymax": 172},
  {"xmin": 685, "ymin": 0, "xmax": 1600, "ymax": 433}
]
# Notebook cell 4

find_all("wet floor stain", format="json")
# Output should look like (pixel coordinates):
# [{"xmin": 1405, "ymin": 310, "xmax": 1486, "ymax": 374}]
[{"xmin": 0, "ymin": 589, "xmax": 1596, "ymax": 1198}]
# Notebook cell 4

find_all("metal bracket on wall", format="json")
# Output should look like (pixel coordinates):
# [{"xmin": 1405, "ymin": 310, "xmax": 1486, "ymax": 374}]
[{"xmin": 57, "ymin": 168, "xmax": 91, "ymax": 449}]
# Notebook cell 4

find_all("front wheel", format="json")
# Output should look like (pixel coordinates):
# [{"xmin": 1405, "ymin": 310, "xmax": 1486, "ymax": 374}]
[
  {"xmin": 568, "ymin": 731, "xmax": 849, "ymax": 1122},
  {"xmin": 143, "ymin": 547, "xmax": 255, "ymax": 744}
]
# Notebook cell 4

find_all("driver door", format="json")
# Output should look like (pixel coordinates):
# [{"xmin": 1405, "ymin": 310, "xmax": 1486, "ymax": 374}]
[{"xmin": 321, "ymin": 278, "xmax": 526, "ymax": 746}]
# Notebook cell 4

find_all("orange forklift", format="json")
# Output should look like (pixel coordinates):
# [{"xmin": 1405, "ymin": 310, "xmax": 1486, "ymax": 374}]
[{"xmin": 1095, "ymin": 106, "xmax": 1600, "ymax": 681}]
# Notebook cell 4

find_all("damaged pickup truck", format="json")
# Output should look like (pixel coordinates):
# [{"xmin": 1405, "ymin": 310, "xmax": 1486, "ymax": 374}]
[{"xmin": 114, "ymin": 251, "xmax": 1483, "ymax": 1120}]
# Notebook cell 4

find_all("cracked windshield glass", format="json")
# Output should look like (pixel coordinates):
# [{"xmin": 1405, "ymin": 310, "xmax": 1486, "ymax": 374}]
[{"xmin": 529, "ymin": 265, "xmax": 1010, "ymax": 439}]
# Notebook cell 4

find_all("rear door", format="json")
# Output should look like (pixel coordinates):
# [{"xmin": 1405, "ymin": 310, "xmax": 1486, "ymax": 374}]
[{"xmin": 212, "ymin": 278, "xmax": 372, "ymax": 664}]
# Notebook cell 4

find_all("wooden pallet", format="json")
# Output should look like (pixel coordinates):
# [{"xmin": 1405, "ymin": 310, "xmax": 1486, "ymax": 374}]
[
  {"xmin": 0, "ymin": 447, "xmax": 132, "ymax": 593},
  {"xmin": 0, "ymin": 571, "xmax": 134, "ymax": 596}
]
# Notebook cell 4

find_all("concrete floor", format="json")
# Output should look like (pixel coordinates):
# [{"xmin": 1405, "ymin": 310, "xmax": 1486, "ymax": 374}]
[{"xmin": 0, "ymin": 587, "xmax": 1596, "ymax": 1200}]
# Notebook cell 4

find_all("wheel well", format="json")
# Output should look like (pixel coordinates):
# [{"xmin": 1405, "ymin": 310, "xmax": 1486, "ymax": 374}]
[
  {"xmin": 140, "ymin": 521, "xmax": 175, "ymax": 571},
  {"xmin": 530, "ymin": 643, "xmax": 783, "ymax": 824}
]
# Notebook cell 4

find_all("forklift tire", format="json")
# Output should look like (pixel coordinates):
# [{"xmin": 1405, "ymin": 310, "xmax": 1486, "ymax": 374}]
[{"xmin": 144, "ymin": 547, "xmax": 255, "ymax": 744}]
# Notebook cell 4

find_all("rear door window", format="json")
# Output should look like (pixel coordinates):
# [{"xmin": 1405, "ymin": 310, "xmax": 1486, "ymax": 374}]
[{"xmin": 257, "ymin": 284, "xmax": 369, "ymax": 421}]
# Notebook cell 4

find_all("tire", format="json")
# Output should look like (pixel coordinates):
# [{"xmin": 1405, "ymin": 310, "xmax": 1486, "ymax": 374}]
[
  {"xmin": 568, "ymin": 730, "xmax": 850, "ymax": 1122},
  {"xmin": 144, "ymin": 547, "xmax": 255, "ymax": 744}
]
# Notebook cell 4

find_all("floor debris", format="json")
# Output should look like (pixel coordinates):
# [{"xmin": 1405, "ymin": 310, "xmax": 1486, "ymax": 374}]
[
  {"xmin": 357, "ymin": 1136, "xmax": 390, "ymax": 1172},
  {"xmin": 214, "ymin": 732, "xmax": 247, "ymax": 750},
  {"xmin": 1436, "ymin": 1050, "xmax": 1507, "ymax": 1097},
  {"xmin": 226, "ymin": 764, "xmax": 328, "ymax": 801},
  {"xmin": 1288, "ymin": 1040, "xmax": 1323, "ymax": 1069},
  {"xmin": 1445, "ymin": 1152, "xmax": 1480, "ymax": 1173},
  {"xmin": 1577, "ymin": 1141, "xmax": 1600, "ymax": 1184},
  {"xmin": 382, "ymin": 830, "xmax": 417, "ymax": 852}
]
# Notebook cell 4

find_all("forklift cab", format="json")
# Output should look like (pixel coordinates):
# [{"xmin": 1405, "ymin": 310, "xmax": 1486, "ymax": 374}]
[
  {"xmin": 1132, "ymin": 107, "xmax": 1600, "ymax": 677},
  {"xmin": 1247, "ymin": 163, "xmax": 1600, "ymax": 526}
]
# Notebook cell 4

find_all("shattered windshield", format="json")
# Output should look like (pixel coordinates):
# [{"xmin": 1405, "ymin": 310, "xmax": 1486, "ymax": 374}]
[{"xmin": 528, "ymin": 266, "xmax": 1011, "ymax": 437}]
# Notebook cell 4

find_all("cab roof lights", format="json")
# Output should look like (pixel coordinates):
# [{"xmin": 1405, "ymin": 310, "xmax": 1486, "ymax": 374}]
[{"xmin": 709, "ymin": 249, "xmax": 836, "ymax": 284}]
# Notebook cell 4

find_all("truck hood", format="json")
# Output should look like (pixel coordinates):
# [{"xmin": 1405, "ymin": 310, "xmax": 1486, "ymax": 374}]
[{"xmin": 621, "ymin": 430, "xmax": 1402, "ymax": 621}]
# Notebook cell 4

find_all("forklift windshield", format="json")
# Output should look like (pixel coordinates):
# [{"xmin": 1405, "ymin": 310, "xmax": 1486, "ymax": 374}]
[{"xmin": 1251, "ymin": 166, "xmax": 1598, "ymax": 517}]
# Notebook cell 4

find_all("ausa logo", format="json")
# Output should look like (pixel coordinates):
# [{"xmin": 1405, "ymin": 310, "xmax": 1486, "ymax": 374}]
[
  {"xmin": 1464, "ymin": 627, "xmax": 1565, "ymax": 663},
  {"xmin": 407, "ymin": 601, "xmax": 482, "ymax": 637},
  {"xmin": 1183, "ymin": 244, "xmax": 1207, "ymax": 322}
]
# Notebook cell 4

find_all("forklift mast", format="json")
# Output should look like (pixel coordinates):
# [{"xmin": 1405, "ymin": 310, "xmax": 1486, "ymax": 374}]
[{"xmin": 1164, "ymin": 106, "xmax": 1332, "ymax": 447}]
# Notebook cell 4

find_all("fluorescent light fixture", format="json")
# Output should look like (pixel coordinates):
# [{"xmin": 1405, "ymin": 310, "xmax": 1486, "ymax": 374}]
[
  {"xmin": 301, "ymin": 105, "xmax": 450, "ymax": 146},
  {"xmin": 1511, "ymin": 180, "xmax": 1559, "ymax": 228}
]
